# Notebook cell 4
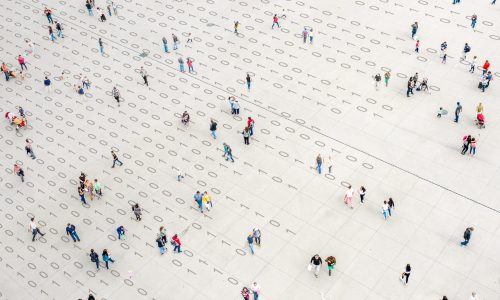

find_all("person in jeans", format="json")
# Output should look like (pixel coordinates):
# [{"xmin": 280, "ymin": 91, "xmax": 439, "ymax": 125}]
[
  {"xmin": 242, "ymin": 127, "xmax": 250, "ymax": 145},
  {"xmin": 89, "ymin": 249, "xmax": 100, "ymax": 270},
  {"xmin": 29, "ymin": 217, "xmax": 45, "ymax": 241},
  {"xmin": 102, "ymin": 249, "xmax": 115, "ymax": 269},
  {"xmin": 194, "ymin": 191, "xmax": 203, "ymax": 213},
  {"xmin": 382, "ymin": 201, "xmax": 389, "ymax": 220},
  {"xmin": 132, "ymin": 203, "xmax": 142, "ymax": 221},
  {"xmin": 316, "ymin": 154, "xmax": 322, "ymax": 174},
  {"xmin": 25, "ymin": 139, "xmax": 36, "ymax": 159},
  {"xmin": 253, "ymin": 228, "xmax": 261, "ymax": 246},
  {"xmin": 454, "ymin": 102, "xmax": 463, "ymax": 122},
  {"xmin": 66, "ymin": 223, "xmax": 80, "ymax": 242},
  {"xmin": 388, "ymin": 198, "xmax": 395, "ymax": 216},
  {"xmin": 310, "ymin": 254, "xmax": 322, "ymax": 277},
  {"xmin": 116, "ymin": 225, "xmax": 126, "ymax": 240},
  {"xmin": 157, "ymin": 235, "xmax": 166, "ymax": 255},
  {"xmin": 111, "ymin": 150, "xmax": 123, "ymax": 168},
  {"xmin": 14, "ymin": 164, "xmax": 25, "ymax": 182},
  {"xmin": 171, "ymin": 234, "xmax": 182, "ymax": 253},
  {"xmin": 461, "ymin": 227, "xmax": 474, "ymax": 246},
  {"xmin": 247, "ymin": 233, "xmax": 255, "ymax": 255},
  {"xmin": 210, "ymin": 119, "xmax": 217, "ymax": 139}
]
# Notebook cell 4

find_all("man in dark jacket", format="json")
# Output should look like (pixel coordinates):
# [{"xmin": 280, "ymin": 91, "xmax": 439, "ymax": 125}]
[{"xmin": 461, "ymin": 227, "xmax": 474, "ymax": 246}]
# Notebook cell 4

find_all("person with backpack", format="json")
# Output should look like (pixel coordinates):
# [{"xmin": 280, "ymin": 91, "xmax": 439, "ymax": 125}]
[
  {"xmin": 156, "ymin": 234, "xmax": 166, "ymax": 255},
  {"xmin": 462, "ymin": 43, "xmax": 471, "ymax": 60},
  {"xmin": 461, "ymin": 227, "xmax": 474, "ymax": 246},
  {"xmin": 89, "ymin": 249, "xmax": 100, "ymax": 270},
  {"xmin": 171, "ymin": 234, "xmax": 182, "ymax": 253},
  {"xmin": 66, "ymin": 223, "xmax": 80, "ymax": 242}
]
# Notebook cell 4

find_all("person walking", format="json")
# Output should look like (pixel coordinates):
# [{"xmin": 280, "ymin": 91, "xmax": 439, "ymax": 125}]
[
  {"xmin": 112, "ymin": 86, "xmax": 121, "ymax": 106},
  {"xmin": 18, "ymin": 55, "xmax": 27, "ymax": 70},
  {"xmin": 94, "ymin": 179, "xmax": 102, "ymax": 197},
  {"xmin": 247, "ymin": 233, "xmax": 255, "ymax": 255},
  {"xmin": 187, "ymin": 58, "xmax": 193, "ymax": 73},
  {"xmin": 226, "ymin": 145, "xmax": 235, "ymax": 162},
  {"xmin": 272, "ymin": 14, "xmax": 280, "ymax": 29},
  {"xmin": 202, "ymin": 191, "xmax": 212, "ymax": 211},
  {"xmin": 132, "ymin": 203, "xmax": 142, "ymax": 221},
  {"xmin": 469, "ymin": 137, "xmax": 477, "ymax": 155},
  {"xmin": 102, "ymin": 249, "xmax": 115, "ymax": 269},
  {"xmin": 247, "ymin": 116, "xmax": 255, "ymax": 136},
  {"xmin": 309, "ymin": 28, "xmax": 314, "ymax": 44},
  {"xmin": 316, "ymin": 154, "xmax": 322, "ymax": 174},
  {"xmin": 309, "ymin": 254, "xmax": 322, "ymax": 278},
  {"xmin": 107, "ymin": 5, "xmax": 112, "ymax": 16},
  {"xmin": 359, "ymin": 186, "xmax": 366, "ymax": 203},
  {"xmin": 171, "ymin": 234, "xmax": 182, "ymax": 253},
  {"xmin": 406, "ymin": 79, "xmax": 413, "ymax": 97},
  {"xmin": 140, "ymin": 66, "xmax": 148, "ymax": 86},
  {"xmin": 388, "ymin": 198, "xmax": 395, "ymax": 216},
  {"xmin": 454, "ymin": 102, "xmax": 462, "ymax": 123},
  {"xmin": 89, "ymin": 249, "xmax": 100, "ymax": 271},
  {"xmin": 384, "ymin": 71, "xmax": 390, "ymax": 87},
  {"xmin": 234, "ymin": 21, "xmax": 239, "ymax": 34},
  {"xmin": 44, "ymin": 76, "xmax": 52, "ymax": 93},
  {"xmin": 156, "ymin": 234, "xmax": 166, "ymax": 255},
  {"xmin": 382, "ymin": 201, "xmax": 389, "ymax": 220},
  {"xmin": 233, "ymin": 100, "xmax": 240, "ymax": 115},
  {"xmin": 253, "ymin": 228, "xmax": 261, "ymax": 246},
  {"xmin": 302, "ymin": 28, "xmax": 308, "ymax": 44},
  {"xmin": 442, "ymin": 52, "xmax": 447, "ymax": 64},
  {"xmin": 461, "ymin": 226, "xmax": 474, "ymax": 246},
  {"xmin": 462, "ymin": 43, "xmax": 471, "ymax": 60},
  {"xmin": 325, "ymin": 256, "xmax": 336, "ymax": 276},
  {"xmin": 29, "ymin": 217, "xmax": 45, "ymax": 241},
  {"xmin": 117, "ymin": 225, "xmax": 126, "ymax": 240},
  {"xmin": 344, "ymin": 185, "xmax": 354, "ymax": 209},
  {"xmin": 66, "ymin": 223, "xmax": 80, "ymax": 242},
  {"xmin": 471, "ymin": 14, "xmax": 477, "ymax": 28},
  {"xmin": 178, "ymin": 57, "xmax": 185, "ymax": 72},
  {"xmin": 482, "ymin": 60, "xmax": 490, "ymax": 75},
  {"xmin": 78, "ymin": 187, "xmax": 87, "ymax": 204},
  {"xmin": 111, "ymin": 150, "xmax": 123, "ymax": 168},
  {"xmin": 44, "ymin": 7, "xmax": 54, "ymax": 24},
  {"xmin": 162, "ymin": 37, "xmax": 169, "ymax": 53},
  {"xmin": 469, "ymin": 56, "xmax": 477, "ymax": 73},
  {"xmin": 461, "ymin": 135, "xmax": 472, "ymax": 155},
  {"xmin": 414, "ymin": 40, "xmax": 420, "ymax": 53},
  {"xmin": 14, "ymin": 164, "xmax": 25, "ymax": 182},
  {"xmin": 210, "ymin": 118, "xmax": 217, "ymax": 139},
  {"xmin": 250, "ymin": 282, "xmax": 261, "ymax": 300},
  {"xmin": 400, "ymin": 264, "xmax": 411, "ymax": 285},
  {"xmin": 374, "ymin": 73, "xmax": 381, "ymax": 90},
  {"xmin": 242, "ymin": 127, "xmax": 250, "ymax": 145},
  {"xmin": 194, "ymin": 191, "xmax": 203, "ymax": 213},
  {"xmin": 246, "ymin": 73, "xmax": 251, "ymax": 91},
  {"xmin": 325, "ymin": 155, "xmax": 333, "ymax": 173},
  {"xmin": 98, "ymin": 38, "xmax": 104, "ymax": 55},
  {"xmin": 411, "ymin": 22, "xmax": 418, "ymax": 39},
  {"xmin": 86, "ymin": 1, "xmax": 93, "ymax": 16},
  {"xmin": 49, "ymin": 26, "xmax": 56, "ymax": 42},
  {"xmin": 2, "ymin": 62, "xmax": 9, "ymax": 81},
  {"xmin": 55, "ymin": 21, "xmax": 64, "ymax": 38},
  {"xmin": 242, "ymin": 287, "xmax": 250, "ymax": 300},
  {"xmin": 25, "ymin": 139, "xmax": 36, "ymax": 159}
]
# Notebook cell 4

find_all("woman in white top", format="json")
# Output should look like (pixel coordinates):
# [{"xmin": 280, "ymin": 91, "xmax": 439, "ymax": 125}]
[
  {"xmin": 344, "ymin": 186, "xmax": 354, "ymax": 209},
  {"xmin": 382, "ymin": 201, "xmax": 389, "ymax": 220}
]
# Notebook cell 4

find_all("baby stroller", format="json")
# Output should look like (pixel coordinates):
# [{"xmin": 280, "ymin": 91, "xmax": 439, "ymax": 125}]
[{"xmin": 476, "ymin": 113, "xmax": 485, "ymax": 129}]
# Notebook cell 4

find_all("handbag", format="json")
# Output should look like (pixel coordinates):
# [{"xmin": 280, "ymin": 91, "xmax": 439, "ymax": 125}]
[{"xmin": 307, "ymin": 264, "xmax": 312, "ymax": 272}]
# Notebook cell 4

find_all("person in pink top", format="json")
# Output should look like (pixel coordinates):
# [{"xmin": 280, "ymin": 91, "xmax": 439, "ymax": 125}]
[
  {"xmin": 18, "ymin": 55, "xmax": 27, "ymax": 70},
  {"xmin": 272, "ymin": 14, "xmax": 280, "ymax": 29},
  {"xmin": 344, "ymin": 185, "xmax": 354, "ymax": 209},
  {"xmin": 187, "ymin": 57, "xmax": 193, "ymax": 73}
]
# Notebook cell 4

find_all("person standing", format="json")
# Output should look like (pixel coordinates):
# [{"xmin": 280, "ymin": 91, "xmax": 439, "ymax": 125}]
[
  {"xmin": 388, "ymin": 198, "xmax": 395, "ymax": 216},
  {"xmin": 272, "ymin": 14, "xmax": 280, "ymax": 29},
  {"xmin": 470, "ymin": 56, "xmax": 477, "ymax": 73},
  {"xmin": 309, "ymin": 29, "xmax": 314, "ymax": 44},
  {"xmin": 102, "ymin": 249, "xmax": 115, "ymax": 269},
  {"xmin": 233, "ymin": 100, "xmax": 240, "ymax": 115},
  {"xmin": 78, "ymin": 187, "xmax": 87, "ymax": 204},
  {"xmin": 242, "ymin": 287, "xmax": 250, "ymax": 300},
  {"xmin": 132, "ymin": 203, "xmax": 142, "ymax": 221},
  {"xmin": 344, "ymin": 185, "xmax": 354, "ymax": 209},
  {"xmin": 359, "ymin": 186, "xmax": 366, "ymax": 203},
  {"xmin": 140, "ymin": 66, "xmax": 148, "ymax": 86},
  {"xmin": 325, "ymin": 256, "xmax": 336, "ymax": 276},
  {"xmin": 242, "ymin": 127, "xmax": 250, "ymax": 145},
  {"xmin": 469, "ymin": 137, "xmax": 477, "ymax": 155},
  {"xmin": 55, "ymin": 21, "xmax": 64, "ymax": 38},
  {"xmin": 384, "ymin": 71, "xmax": 390, "ymax": 87},
  {"xmin": 107, "ymin": 5, "xmax": 112, "ymax": 16},
  {"xmin": 48, "ymin": 26, "xmax": 56, "ymax": 42},
  {"xmin": 171, "ymin": 234, "xmax": 182, "ymax": 253},
  {"xmin": 14, "ymin": 164, "xmax": 25, "ymax": 182},
  {"xmin": 98, "ymin": 38, "xmax": 104, "ymax": 55},
  {"xmin": 94, "ymin": 179, "xmax": 102, "ymax": 197},
  {"xmin": 172, "ymin": 34, "xmax": 179, "ymax": 50},
  {"xmin": 382, "ymin": 201, "xmax": 389, "ymax": 220},
  {"xmin": 246, "ymin": 73, "xmax": 251, "ymax": 91},
  {"xmin": 454, "ymin": 102, "xmax": 462, "ymax": 123},
  {"xmin": 249, "ymin": 282, "xmax": 261, "ymax": 300},
  {"xmin": 406, "ymin": 79, "xmax": 413, "ymax": 97},
  {"xmin": 29, "ymin": 217, "xmax": 45, "ymax": 241},
  {"xmin": 471, "ymin": 14, "xmax": 477, "ymax": 28},
  {"xmin": 25, "ymin": 139, "xmax": 36, "ymax": 159},
  {"xmin": 117, "ymin": 225, "xmax": 126, "ymax": 240},
  {"xmin": 247, "ymin": 233, "xmax": 255, "ymax": 255},
  {"xmin": 18, "ymin": 55, "xmax": 27, "ymax": 70},
  {"xmin": 2, "ymin": 62, "xmax": 9, "ymax": 81},
  {"xmin": 411, "ymin": 22, "xmax": 418, "ymax": 39},
  {"xmin": 316, "ymin": 154, "xmax": 322, "ymax": 174},
  {"xmin": 44, "ymin": 76, "xmax": 52, "ymax": 93},
  {"xmin": 309, "ymin": 254, "xmax": 322, "ymax": 278},
  {"xmin": 111, "ymin": 150, "xmax": 123, "ymax": 168},
  {"xmin": 156, "ymin": 234, "xmax": 166, "ymax": 255},
  {"xmin": 253, "ymin": 228, "xmax": 261, "ymax": 246},
  {"xmin": 462, "ymin": 43, "xmax": 471, "ymax": 60},
  {"xmin": 302, "ymin": 28, "xmax": 308, "ymax": 44},
  {"xmin": 461, "ymin": 135, "xmax": 472, "ymax": 155},
  {"xmin": 482, "ymin": 60, "xmax": 490, "ymax": 75},
  {"xmin": 461, "ymin": 227, "xmax": 474, "ymax": 246},
  {"xmin": 374, "ymin": 73, "xmax": 381, "ymax": 90},
  {"xmin": 210, "ymin": 118, "xmax": 217, "ymax": 139},
  {"xmin": 162, "ymin": 37, "xmax": 169, "ymax": 53},
  {"xmin": 86, "ymin": 1, "xmax": 93, "ymax": 16},
  {"xmin": 325, "ymin": 155, "xmax": 333, "ymax": 173},
  {"xmin": 177, "ymin": 168, "xmax": 185, "ymax": 181},
  {"xmin": 247, "ymin": 116, "xmax": 255, "ymax": 136},
  {"xmin": 442, "ymin": 52, "xmax": 447, "ymax": 64},
  {"xmin": 178, "ymin": 57, "xmax": 185, "ymax": 72},
  {"xmin": 400, "ymin": 264, "xmax": 411, "ymax": 285},
  {"xmin": 187, "ymin": 58, "xmax": 193, "ymax": 73},
  {"xmin": 194, "ymin": 191, "xmax": 203, "ymax": 213},
  {"xmin": 89, "ymin": 249, "xmax": 100, "ymax": 271},
  {"xmin": 414, "ymin": 40, "xmax": 420, "ymax": 53},
  {"xmin": 112, "ymin": 86, "xmax": 121, "ymax": 106},
  {"xmin": 66, "ymin": 223, "xmax": 80, "ymax": 242}
]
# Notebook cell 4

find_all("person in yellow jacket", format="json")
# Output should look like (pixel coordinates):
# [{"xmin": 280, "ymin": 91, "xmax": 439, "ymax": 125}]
[{"xmin": 202, "ymin": 191, "xmax": 212, "ymax": 211}]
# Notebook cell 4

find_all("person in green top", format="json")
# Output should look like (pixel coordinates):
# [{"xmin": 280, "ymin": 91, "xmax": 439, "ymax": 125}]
[{"xmin": 94, "ymin": 179, "xmax": 102, "ymax": 198}]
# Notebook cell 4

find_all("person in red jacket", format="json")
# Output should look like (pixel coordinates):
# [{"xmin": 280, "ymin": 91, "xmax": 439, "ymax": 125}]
[
  {"xmin": 272, "ymin": 14, "xmax": 280, "ymax": 29},
  {"xmin": 171, "ymin": 234, "xmax": 182, "ymax": 253},
  {"xmin": 247, "ymin": 117, "xmax": 255, "ymax": 136},
  {"xmin": 482, "ymin": 60, "xmax": 490, "ymax": 75}
]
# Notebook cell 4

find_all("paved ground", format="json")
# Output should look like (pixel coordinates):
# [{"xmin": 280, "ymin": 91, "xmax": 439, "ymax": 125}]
[{"xmin": 0, "ymin": 0, "xmax": 499, "ymax": 299}]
